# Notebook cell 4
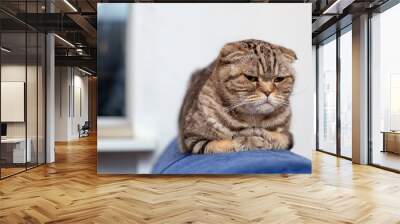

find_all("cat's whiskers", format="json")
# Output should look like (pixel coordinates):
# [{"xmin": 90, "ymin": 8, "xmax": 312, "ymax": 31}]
[
  {"xmin": 276, "ymin": 100, "xmax": 290, "ymax": 107},
  {"xmin": 246, "ymin": 95, "xmax": 260, "ymax": 101},
  {"xmin": 224, "ymin": 97, "xmax": 261, "ymax": 112},
  {"xmin": 224, "ymin": 101, "xmax": 250, "ymax": 112}
]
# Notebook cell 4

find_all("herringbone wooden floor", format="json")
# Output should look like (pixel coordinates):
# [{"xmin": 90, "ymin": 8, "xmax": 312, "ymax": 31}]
[{"xmin": 1, "ymin": 135, "xmax": 400, "ymax": 224}]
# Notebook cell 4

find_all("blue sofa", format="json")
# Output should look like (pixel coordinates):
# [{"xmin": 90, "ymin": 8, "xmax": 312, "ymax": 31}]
[{"xmin": 152, "ymin": 138, "xmax": 311, "ymax": 174}]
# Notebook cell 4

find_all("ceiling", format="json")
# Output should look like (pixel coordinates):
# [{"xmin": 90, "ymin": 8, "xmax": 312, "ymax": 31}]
[
  {"xmin": 0, "ymin": 0, "xmax": 98, "ymax": 73},
  {"xmin": 0, "ymin": 0, "xmax": 393, "ymax": 73}
]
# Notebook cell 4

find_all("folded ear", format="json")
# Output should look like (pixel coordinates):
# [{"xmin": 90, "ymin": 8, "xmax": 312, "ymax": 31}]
[
  {"xmin": 279, "ymin": 46, "xmax": 297, "ymax": 63},
  {"xmin": 219, "ymin": 43, "xmax": 247, "ymax": 63}
]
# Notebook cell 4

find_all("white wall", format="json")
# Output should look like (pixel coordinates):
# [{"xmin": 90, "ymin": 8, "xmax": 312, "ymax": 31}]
[
  {"xmin": 1, "ymin": 64, "xmax": 46, "ymax": 164},
  {"xmin": 55, "ymin": 67, "xmax": 89, "ymax": 141},
  {"xmin": 1, "ymin": 66, "xmax": 26, "ymax": 127},
  {"xmin": 55, "ymin": 67, "xmax": 69, "ymax": 141},
  {"xmin": 126, "ymin": 3, "xmax": 314, "ymax": 165},
  {"xmin": 71, "ymin": 73, "xmax": 89, "ymax": 138},
  {"xmin": 1, "ymin": 65, "xmax": 26, "ymax": 139},
  {"xmin": 1, "ymin": 65, "xmax": 38, "ymax": 138}
]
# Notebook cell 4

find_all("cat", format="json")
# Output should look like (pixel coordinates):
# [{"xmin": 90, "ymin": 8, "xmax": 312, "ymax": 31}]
[{"xmin": 178, "ymin": 39, "xmax": 297, "ymax": 154}]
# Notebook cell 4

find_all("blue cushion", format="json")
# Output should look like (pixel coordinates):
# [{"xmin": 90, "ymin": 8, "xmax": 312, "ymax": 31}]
[{"xmin": 152, "ymin": 138, "xmax": 311, "ymax": 174}]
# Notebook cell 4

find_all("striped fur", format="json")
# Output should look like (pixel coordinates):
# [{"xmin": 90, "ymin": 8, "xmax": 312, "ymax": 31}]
[{"xmin": 178, "ymin": 39, "xmax": 297, "ymax": 154}]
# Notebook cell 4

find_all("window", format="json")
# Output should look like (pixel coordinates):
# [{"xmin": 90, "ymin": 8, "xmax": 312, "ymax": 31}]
[
  {"xmin": 370, "ymin": 3, "xmax": 400, "ymax": 171},
  {"xmin": 98, "ymin": 4, "xmax": 129, "ymax": 117},
  {"xmin": 339, "ymin": 29, "xmax": 352, "ymax": 158},
  {"xmin": 318, "ymin": 37, "xmax": 337, "ymax": 154}
]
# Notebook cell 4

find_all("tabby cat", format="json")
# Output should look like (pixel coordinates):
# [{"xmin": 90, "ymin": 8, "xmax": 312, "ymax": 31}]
[{"xmin": 178, "ymin": 39, "xmax": 297, "ymax": 154}]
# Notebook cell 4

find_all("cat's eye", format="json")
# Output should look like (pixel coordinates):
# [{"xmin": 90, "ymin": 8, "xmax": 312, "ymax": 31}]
[
  {"xmin": 274, "ymin": 77, "xmax": 285, "ymax": 83},
  {"xmin": 243, "ymin": 74, "xmax": 258, "ymax": 82}
]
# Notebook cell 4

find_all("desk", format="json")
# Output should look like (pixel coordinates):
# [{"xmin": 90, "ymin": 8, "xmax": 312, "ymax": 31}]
[
  {"xmin": 381, "ymin": 131, "xmax": 400, "ymax": 154},
  {"xmin": 1, "ymin": 138, "xmax": 31, "ymax": 163}
]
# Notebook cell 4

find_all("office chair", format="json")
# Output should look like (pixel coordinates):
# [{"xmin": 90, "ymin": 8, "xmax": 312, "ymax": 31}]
[{"xmin": 79, "ymin": 121, "xmax": 90, "ymax": 138}]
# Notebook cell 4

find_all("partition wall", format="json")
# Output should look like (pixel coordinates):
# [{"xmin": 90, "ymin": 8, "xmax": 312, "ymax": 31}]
[{"xmin": 0, "ymin": 1, "xmax": 46, "ymax": 179}]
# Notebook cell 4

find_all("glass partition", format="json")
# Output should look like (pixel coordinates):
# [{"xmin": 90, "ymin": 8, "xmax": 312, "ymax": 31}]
[
  {"xmin": 26, "ymin": 0, "xmax": 44, "ymax": 169},
  {"xmin": 1, "ymin": 30, "xmax": 28, "ymax": 177},
  {"xmin": 27, "ymin": 30, "xmax": 38, "ymax": 169},
  {"xmin": 0, "ymin": 2, "xmax": 46, "ymax": 179}
]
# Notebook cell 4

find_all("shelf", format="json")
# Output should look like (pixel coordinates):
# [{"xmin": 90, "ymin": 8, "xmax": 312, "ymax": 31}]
[{"xmin": 97, "ymin": 138, "xmax": 157, "ymax": 153}]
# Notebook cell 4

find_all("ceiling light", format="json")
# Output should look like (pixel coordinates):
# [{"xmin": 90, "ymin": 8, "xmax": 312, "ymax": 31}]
[
  {"xmin": 78, "ymin": 67, "xmax": 92, "ymax": 76},
  {"xmin": 63, "ymin": 0, "xmax": 78, "ymax": 12},
  {"xmin": 323, "ymin": 0, "xmax": 355, "ymax": 15},
  {"xmin": 1, "ymin": 47, "xmax": 11, "ymax": 53},
  {"xmin": 54, "ymin": 34, "xmax": 75, "ymax": 48},
  {"xmin": 323, "ymin": 0, "xmax": 341, "ymax": 14}
]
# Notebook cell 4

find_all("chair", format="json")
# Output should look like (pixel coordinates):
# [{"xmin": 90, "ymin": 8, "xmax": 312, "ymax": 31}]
[{"xmin": 79, "ymin": 121, "xmax": 90, "ymax": 138}]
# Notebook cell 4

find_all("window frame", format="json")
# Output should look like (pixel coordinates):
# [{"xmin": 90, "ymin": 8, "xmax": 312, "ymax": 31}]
[{"xmin": 315, "ymin": 24, "xmax": 353, "ymax": 161}]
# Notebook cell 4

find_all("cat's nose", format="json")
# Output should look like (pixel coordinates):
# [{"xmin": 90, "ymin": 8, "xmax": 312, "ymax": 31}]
[{"xmin": 259, "ymin": 82, "xmax": 274, "ymax": 96}]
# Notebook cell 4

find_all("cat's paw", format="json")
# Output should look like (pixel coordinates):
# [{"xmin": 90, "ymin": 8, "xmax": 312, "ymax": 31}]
[
  {"xmin": 269, "ymin": 132, "xmax": 292, "ymax": 149},
  {"xmin": 244, "ymin": 136, "xmax": 266, "ymax": 148},
  {"xmin": 204, "ymin": 140, "xmax": 239, "ymax": 153}
]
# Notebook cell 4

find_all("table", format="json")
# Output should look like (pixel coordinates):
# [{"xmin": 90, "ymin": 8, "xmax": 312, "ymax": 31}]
[
  {"xmin": 1, "ymin": 138, "xmax": 31, "ymax": 163},
  {"xmin": 381, "ymin": 131, "xmax": 400, "ymax": 154}
]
